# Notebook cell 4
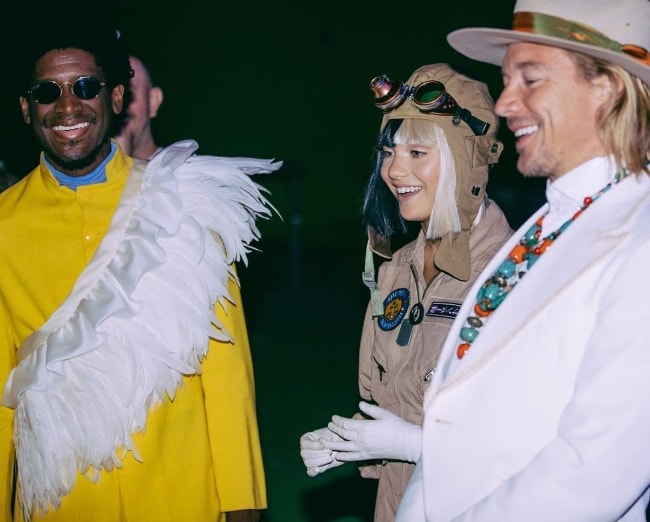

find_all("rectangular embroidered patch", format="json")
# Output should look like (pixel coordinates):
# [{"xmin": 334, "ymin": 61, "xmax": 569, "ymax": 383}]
[{"xmin": 426, "ymin": 302, "xmax": 461, "ymax": 319}]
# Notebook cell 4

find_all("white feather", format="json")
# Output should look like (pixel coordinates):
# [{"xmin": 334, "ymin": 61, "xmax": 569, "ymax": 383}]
[{"xmin": 2, "ymin": 140, "xmax": 280, "ymax": 519}]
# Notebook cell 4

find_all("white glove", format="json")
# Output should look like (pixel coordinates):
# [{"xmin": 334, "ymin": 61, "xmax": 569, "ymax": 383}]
[
  {"xmin": 299, "ymin": 427, "xmax": 346, "ymax": 477},
  {"xmin": 323, "ymin": 401, "xmax": 422, "ymax": 463}
]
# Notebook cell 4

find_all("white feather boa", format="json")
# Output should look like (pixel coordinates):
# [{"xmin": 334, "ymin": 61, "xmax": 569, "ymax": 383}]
[{"xmin": 1, "ymin": 140, "xmax": 280, "ymax": 519}]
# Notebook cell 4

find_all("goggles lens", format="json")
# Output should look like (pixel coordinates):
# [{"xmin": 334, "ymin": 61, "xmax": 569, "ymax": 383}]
[
  {"xmin": 412, "ymin": 81, "xmax": 457, "ymax": 113},
  {"xmin": 27, "ymin": 76, "xmax": 106, "ymax": 104},
  {"xmin": 370, "ymin": 74, "xmax": 490, "ymax": 136}
]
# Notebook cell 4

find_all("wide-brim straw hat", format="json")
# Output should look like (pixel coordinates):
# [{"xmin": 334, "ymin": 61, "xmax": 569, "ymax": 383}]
[{"xmin": 447, "ymin": 0, "xmax": 650, "ymax": 86}]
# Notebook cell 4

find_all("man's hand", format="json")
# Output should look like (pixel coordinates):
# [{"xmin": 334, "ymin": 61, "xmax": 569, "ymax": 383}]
[
  {"xmin": 299, "ymin": 426, "xmax": 345, "ymax": 476},
  {"xmin": 323, "ymin": 401, "xmax": 422, "ymax": 463}
]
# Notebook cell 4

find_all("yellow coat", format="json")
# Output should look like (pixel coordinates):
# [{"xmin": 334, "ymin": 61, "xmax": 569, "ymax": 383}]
[{"xmin": 0, "ymin": 146, "xmax": 266, "ymax": 521}]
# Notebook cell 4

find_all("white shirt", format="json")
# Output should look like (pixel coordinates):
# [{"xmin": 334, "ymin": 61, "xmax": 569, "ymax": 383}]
[{"xmin": 542, "ymin": 155, "xmax": 617, "ymax": 237}]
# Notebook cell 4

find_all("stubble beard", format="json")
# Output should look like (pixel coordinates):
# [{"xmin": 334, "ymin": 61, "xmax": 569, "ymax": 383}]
[
  {"xmin": 46, "ymin": 136, "xmax": 109, "ymax": 174},
  {"xmin": 518, "ymin": 145, "xmax": 557, "ymax": 180}
]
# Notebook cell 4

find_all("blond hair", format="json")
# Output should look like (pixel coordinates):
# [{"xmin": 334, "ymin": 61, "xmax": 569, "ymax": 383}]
[
  {"xmin": 393, "ymin": 118, "xmax": 461, "ymax": 239},
  {"xmin": 571, "ymin": 52, "xmax": 650, "ymax": 174}
]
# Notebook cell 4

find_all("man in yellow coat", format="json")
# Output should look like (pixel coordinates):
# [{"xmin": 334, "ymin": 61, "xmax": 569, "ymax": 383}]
[{"xmin": 0, "ymin": 14, "xmax": 277, "ymax": 522}]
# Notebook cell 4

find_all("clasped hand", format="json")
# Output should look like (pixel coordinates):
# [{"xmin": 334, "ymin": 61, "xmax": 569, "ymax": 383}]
[{"xmin": 299, "ymin": 401, "xmax": 421, "ymax": 477}]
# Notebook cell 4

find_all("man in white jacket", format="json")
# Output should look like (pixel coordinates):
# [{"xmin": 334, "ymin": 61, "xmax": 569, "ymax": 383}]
[{"xmin": 396, "ymin": 0, "xmax": 650, "ymax": 520}]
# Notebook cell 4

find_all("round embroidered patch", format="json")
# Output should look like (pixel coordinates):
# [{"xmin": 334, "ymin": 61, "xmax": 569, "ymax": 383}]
[
  {"xmin": 409, "ymin": 302, "xmax": 424, "ymax": 325},
  {"xmin": 378, "ymin": 288, "xmax": 410, "ymax": 331}
]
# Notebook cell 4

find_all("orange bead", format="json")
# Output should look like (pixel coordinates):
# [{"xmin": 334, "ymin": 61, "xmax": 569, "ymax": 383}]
[
  {"xmin": 457, "ymin": 343, "xmax": 470, "ymax": 359},
  {"xmin": 534, "ymin": 238, "xmax": 553, "ymax": 255},
  {"xmin": 509, "ymin": 244, "xmax": 527, "ymax": 263},
  {"xmin": 474, "ymin": 303, "xmax": 491, "ymax": 317}
]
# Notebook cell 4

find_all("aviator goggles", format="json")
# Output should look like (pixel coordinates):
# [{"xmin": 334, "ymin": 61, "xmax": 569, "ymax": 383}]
[
  {"xmin": 370, "ymin": 74, "xmax": 490, "ymax": 136},
  {"xmin": 26, "ymin": 76, "xmax": 106, "ymax": 104}
]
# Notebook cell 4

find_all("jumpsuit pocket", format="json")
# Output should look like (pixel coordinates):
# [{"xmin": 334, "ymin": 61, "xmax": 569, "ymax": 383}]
[
  {"xmin": 372, "ymin": 352, "xmax": 389, "ymax": 387},
  {"xmin": 416, "ymin": 357, "xmax": 437, "ymax": 404}
]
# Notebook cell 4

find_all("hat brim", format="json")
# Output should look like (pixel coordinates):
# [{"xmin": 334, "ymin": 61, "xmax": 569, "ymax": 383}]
[{"xmin": 447, "ymin": 27, "xmax": 650, "ymax": 86}]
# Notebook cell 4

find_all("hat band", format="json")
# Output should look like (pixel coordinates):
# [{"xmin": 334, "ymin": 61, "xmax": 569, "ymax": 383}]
[{"xmin": 513, "ymin": 11, "xmax": 650, "ymax": 66}]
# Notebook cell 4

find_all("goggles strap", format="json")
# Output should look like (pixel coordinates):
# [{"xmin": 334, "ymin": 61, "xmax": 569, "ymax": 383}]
[{"xmin": 456, "ymin": 107, "xmax": 490, "ymax": 136}]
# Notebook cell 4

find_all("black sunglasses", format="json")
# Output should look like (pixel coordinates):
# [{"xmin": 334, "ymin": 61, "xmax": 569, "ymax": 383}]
[{"xmin": 26, "ymin": 76, "xmax": 106, "ymax": 104}]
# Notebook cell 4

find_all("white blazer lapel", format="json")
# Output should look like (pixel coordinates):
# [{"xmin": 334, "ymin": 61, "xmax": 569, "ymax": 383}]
[
  {"xmin": 432, "ymin": 204, "xmax": 548, "ymax": 385},
  {"xmin": 437, "ymin": 174, "xmax": 650, "ymax": 388}
]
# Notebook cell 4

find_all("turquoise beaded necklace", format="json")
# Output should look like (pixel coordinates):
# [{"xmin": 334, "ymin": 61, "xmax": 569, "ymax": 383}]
[{"xmin": 456, "ymin": 171, "xmax": 626, "ymax": 360}]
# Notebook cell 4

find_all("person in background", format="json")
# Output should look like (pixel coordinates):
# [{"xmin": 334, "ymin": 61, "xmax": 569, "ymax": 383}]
[
  {"xmin": 0, "ymin": 13, "xmax": 279, "ymax": 522},
  {"xmin": 114, "ymin": 54, "xmax": 163, "ymax": 160},
  {"xmin": 0, "ymin": 160, "xmax": 18, "ymax": 191},
  {"xmin": 300, "ymin": 63, "xmax": 512, "ymax": 522},
  {"xmin": 395, "ymin": 1, "xmax": 650, "ymax": 520}
]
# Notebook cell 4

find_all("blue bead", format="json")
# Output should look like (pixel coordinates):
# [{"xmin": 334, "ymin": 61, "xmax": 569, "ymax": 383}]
[
  {"xmin": 491, "ymin": 292, "xmax": 507, "ymax": 309},
  {"xmin": 460, "ymin": 326, "xmax": 479, "ymax": 342},
  {"xmin": 526, "ymin": 252, "xmax": 540, "ymax": 269},
  {"xmin": 480, "ymin": 283, "xmax": 503, "ymax": 303},
  {"xmin": 497, "ymin": 259, "xmax": 516, "ymax": 278},
  {"xmin": 522, "ymin": 224, "xmax": 541, "ymax": 247}
]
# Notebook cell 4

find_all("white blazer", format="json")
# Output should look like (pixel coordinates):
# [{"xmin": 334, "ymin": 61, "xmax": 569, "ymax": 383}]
[{"xmin": 398, "ymin": 171, "xmax": 650, "ymax": 521}]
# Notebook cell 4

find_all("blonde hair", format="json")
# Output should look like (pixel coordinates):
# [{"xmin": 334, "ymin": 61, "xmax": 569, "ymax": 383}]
[
  {"xmin": 571, "ymin": 52, "xmax": 650, "ymax": 174},
  {"xmin": 393, "ymin": 118, "xmax": 461, "ymax": 239}
]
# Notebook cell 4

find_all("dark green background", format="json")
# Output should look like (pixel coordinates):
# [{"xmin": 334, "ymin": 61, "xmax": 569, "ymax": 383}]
[
  {"xmin": 0, "ymin": 2, "xmax": 547, "ymax": 520},
  {"xmin": 0, "ymin": 0, "xmax": 544, "ymax": 240}
]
